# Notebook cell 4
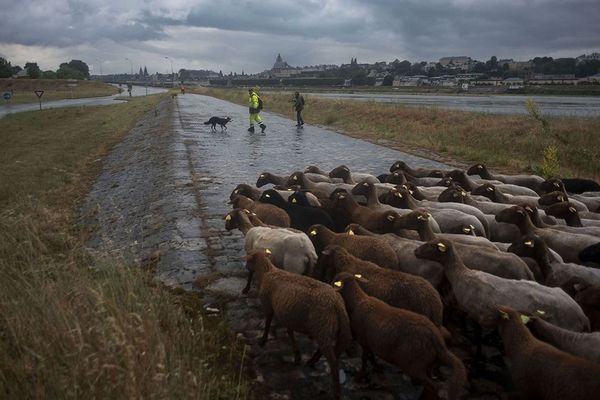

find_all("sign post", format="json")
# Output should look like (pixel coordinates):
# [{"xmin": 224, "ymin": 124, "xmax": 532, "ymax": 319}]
[
  {"xmin": 34, "ymin": 90, "xmax": 44, "ymax": 111},
  {"xmin": 3, "ymin": 91, "xmax": 12, "ymax": 103}
]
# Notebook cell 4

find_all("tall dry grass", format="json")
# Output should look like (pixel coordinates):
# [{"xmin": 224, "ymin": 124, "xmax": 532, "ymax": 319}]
[
  {"xmin": 195, "ymin": 87, "xmax": 600, "ymax": 180},
  {"xmin": 0, "ymin": 96, "xmax": 255, "ymax": 399},
  {"xmin": 0, "ymin": 79, "xmax": 119, "ymax": 104}
]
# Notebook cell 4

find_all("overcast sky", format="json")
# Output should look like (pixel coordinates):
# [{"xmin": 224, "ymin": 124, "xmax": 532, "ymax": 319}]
[{"xmin": 1, "ymin": 0, "xmax": 599, "ymax": 75}]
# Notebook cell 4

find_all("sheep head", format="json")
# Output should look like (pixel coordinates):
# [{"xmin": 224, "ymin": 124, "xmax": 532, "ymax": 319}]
[
  {"xmin": 350, "ymin": 180, "xmax": 372, "ymax": 196},
  {"xmin": 538, "ymin": 191, "xmax": 568, "ymax": 206},
  {"xmin": 545, "ymin": 201, "xmax": 578, "ymax": 219},
  {"xmin": 471, "ymin": 183, "xmax": 498, "ymax": 201},
  {"xmin": 495, "ymin": 205, "xmax": 528, "ymax": 225},
  {"xmin": 413, "ymin": 239, "xmax": 454, "ymax": 262},
  {"xmin": 466, "ymin": 163, "xmax": 486, "ymax": 176},
  {"xmin": 389, "ymin": 160, "xmax": 407, "ymax": 173},
  {"xmin": 539, "ymin": 178, "xmax": 565, "ymax": 195}
]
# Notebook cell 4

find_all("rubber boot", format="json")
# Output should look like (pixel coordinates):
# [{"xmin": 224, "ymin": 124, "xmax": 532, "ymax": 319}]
[
  {"xmin": 260, "ymin": 123, "xmax": 266, "ymax": 133},
  {"xmin": 248, "ymin": 125, "xmax": 255, "ymax": 133}
]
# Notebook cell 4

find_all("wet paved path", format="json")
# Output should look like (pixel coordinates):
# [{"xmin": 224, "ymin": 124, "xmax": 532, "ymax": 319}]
[
  {"xmin": 86, "ymin": 94, "xmax": 505, "ymax": 400},
  {"xmin": 173, "ymin": 94, "xmax": 452, "ymax": 400}
]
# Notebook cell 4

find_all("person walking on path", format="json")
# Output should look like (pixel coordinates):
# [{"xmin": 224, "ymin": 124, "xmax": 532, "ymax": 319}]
[
  {"xmin": 248, "ymin": 88, "xmax": 266, "ymax": 133},
  {"xmin": 293, "ymin": 91, "xmax": 305, "ymax": 127}
]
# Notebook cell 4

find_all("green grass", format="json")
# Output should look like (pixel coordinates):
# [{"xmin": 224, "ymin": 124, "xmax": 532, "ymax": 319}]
[
  {"xmin": 0, "ymin": 95, "xmax": 255, "ymax": 399},
  {"xmin": 194, "ymin": 87, "xmax": 600, "ymax": 180},
  {"xmin": 0, "ymin": 79, "xmax": 119, "ymax": 105}
]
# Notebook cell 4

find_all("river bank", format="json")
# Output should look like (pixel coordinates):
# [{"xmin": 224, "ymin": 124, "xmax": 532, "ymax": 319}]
[{"xmin": 193, "ymin": 87, "xmax": 600, "ymax": 180}]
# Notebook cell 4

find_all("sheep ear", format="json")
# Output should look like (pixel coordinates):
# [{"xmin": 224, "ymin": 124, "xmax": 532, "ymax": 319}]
[
  {"xmin": 354, "ymin": 274, "xmax": 362, "ymax": 279},
  {"xmin": 291, "ymin": 198, "xmax": 297, "ymax": 203},
  {"xmin": 333, "ymin": 281, "xmax": 343, "ymax": 288},
  {"xmin": 292, "ymin": 176, "xmax": 298, "ymax": 181},
  {"xmin": 401, "ymin": 184, "xmax": 408, "ymax": 189},
  {"xmin": 568, "ymin": 206, "xmax": 577, "ymax": 213},
  {"xmin": 409, "ymin": 190, "xmax": 414, "ymax": 195},
  {"xmin": 525, "ymin": 206, "xmax": 533, "ymax": 212},
  {"xmin": 437, "ymin": 242, "xmax": 447, "ymax": 252},
  {"xmin": 309, "ymin": 229, "xmax": 318, "ymax": 236},
  {"xmin": 395, "ymin": 192, "xmax": 403, "ymax": 198},
  {"xmin": 347, "ymin": 229, "xmax": 355, "ymax": 236},
  {"xmin": 553, "ymin": 182, "xmax": 560, "ymax": 187},
  {"xmin": 520, "ymin": 315, "xmax": 531, "ymax": 324},
  {"xmin": 477, "ymin": 164, "xmax": 483, "ymax": 169},
  {"xmin": 524, "ymin": 240, "xmax": 534, "ymax": 248},
  {"xmin": 386, "ymin": 214, "xmax": 395, "ymax": 221},
  {"xmin": 558, "ymin": 195, "xmax": 565, "ymax": 202},
  {"xmin": 486, "ymin": 186, "xmax": 494, "ymax": 192},
  {"xmin": 265, "ymin": 193, "xmax": 271, "ymax": 198},
  {"xmin": 461, "ymin": 191, "xmax": 467, "ymax": 197},
  {"xmin": 536, "ymin": 310, "xmax": 546, "ymax": 316},
  {"xmin": 417, "ymin": 214, "xmax": 428, "ymax": 221},
  {"xmin": 516, "ymin": 209, "xmax": 524, "ymax": 215},
  {"xmin": 362, "ymin": 182, "xmax": 369, "ymax": 187},
  {"xmin": 259, "ymin": 174, "xmax": 265, "ymax": 178},
  {"xmin": 338, "ymin": 194, "xmax": 346, "ymax": 199},
  {"xmin": 264, "ymin": 249, "xmax": 272, "ymax": 256},
  {"xmin": 225, "ymin": 214, "xmax": 232, "ymax": 221},
  {"xmin": 499, "ymin": 310, "xmax": 510, "ymax": 320},
  {"xmin": 462, "ymin": 227, "xmax": 471, "ymax": 233}
]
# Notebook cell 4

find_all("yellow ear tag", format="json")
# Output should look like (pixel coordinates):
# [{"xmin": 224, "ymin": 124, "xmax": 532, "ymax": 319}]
[
  {"xmin": 417, "ymin": 215, "xmax": 427, "ymax": 221},
  {"xmin": 265, "ymin": 249, "xmax": 272, "ymax": 255},
  {"xmin": 265, "ymin": 194, "xmax": 270, "ymax": 198},
  {"xmin": 437, "ymin": 242, "xmax": 447, "ymax": 252},
  {"xmin": 499, "ymin": 310, "xmax": 509, "ymax": 320},
  {"xmin": 363, "ymin": 182, "xmax": 369, "ymax": 187},
  {"xmin": 525, "ymin": 206, "xmax": 533, "ymax": 212},
  {"xmin": 310, "ymin": 229, "xmax": 318, "ymax": 236},
  {"xmin": 287, "ymin": 188, "xmax": 292, "ymax": 191},
  {"xmin": 394, "ymin": 172, "xmax": 399, "ymax": 177},
  {"xmin": 293, "ymin": 176, "xmax": 298, "ymax": 181},
  {"xmin": 536, "ymin": 310, "xmax": 546, "ymax": 316},
  {"xmin": 486, "ymin": 186, "xmax": 494, "ymax": 192},
  {"xmin": 225, "ymin": 214, "xmax": 232, "ymax": 221},
  {"xmin": 395, "ymin": 192, "xmax": 403, "ymax": 198},
  {"xmin": 461, "ymin": 191, "xmax": 467, "ymax": 197},
  {"xmin": 524, "ymin": 240, "xmax": 534, "ymax": 248},
  {"xmin": 386, "ymin": 214, "xmax": 395, "ymax": 221},
  {"xmin": 354, "ymin": 274, "xmax": 362, "ymax": 279},
  {"xmin": 334, "ymin": 281, "xmax": 343, "ymax": 288},
  {"xmin": 234, "ymin": 189, "xmax": 240, "ymax": 194},
  {"xmin": 478, "ymin": 164, "xmax": 483, "ymax": 169},
  {"xmin": 339, "ymin": 194, "xmax": 346, "ymax": 199},
  {"xmin": 243, "ymin": 209, "xmax": 251, "ymax": 214},
  {"xmin": 409, "ymin": 190, "xmax": 414, "ymax": 195},
  {"xmin": 260, "ymin": 174, "xmax": 265, "ymax": 178},
  {"xmin": 520, "ymin": 315, "xmax": 530, "ymax": 324},
  {"xmin": 569, "ymin": 207, "xmax": 577, "ymax": 213},
  {"xmin": 470, "ymin": 225, "xmax": 475, "ymax": 230},
  {"xmin": 462, "ymin": 227, "xmax": 471, "ymax": 233},
  {"xmin": 554, "ymin": 182, "xmax": 560, "ymax": 187},
  {"xmin": 347, "ymin": 229, "xmax": 355, "ymax": 236},
  {"xmin": 558, "ymin": 196, "xmax": 565, "ymax": 202},
  {"xmin": 516, "ymin": 209, "xmax": 524, "ymax": 215},
  {"xmin": 427, "ymin": 212, "xmax": 432, "ymax": 218},
  {"xmin": 291, "ymin": 198, "xmax": 297, "ymax": 203}
]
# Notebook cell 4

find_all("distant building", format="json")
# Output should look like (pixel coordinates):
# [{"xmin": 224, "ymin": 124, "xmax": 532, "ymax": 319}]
[
  {"xmin": 438, "ymin": 56, "xmax": 472, "ymax": 67},
  {"xmin": 576, "ymin": 53, "xmax": 600, "ymax": 64},
  {"xmin": 272, "ymin": 53, "xmax": 291, "ymax": 70}
]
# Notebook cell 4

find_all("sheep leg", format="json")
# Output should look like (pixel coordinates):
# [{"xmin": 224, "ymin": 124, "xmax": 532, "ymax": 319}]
[
  {"xmin": 259, "ymin": 312, "xmax": 273, "ymax": 347},
  {"xmin": 242, "ymin": 270, "xmax": 254, "ymax": 294},
  {"xmin": 322, "ymin": 347, "xmax": 341, "ymax": 400},
  {"xmin": 354, "ymin": 346, "xmax": 370, "ymax": 383},
  {"xmin": 367, "ymin": 351, "xmax": 384, "ymax": 377},
  {"xmin": 307, "ymin": 348, "xmax": 322, "ymax": 368},
  {"xmin": 287, "ymin": 328, "xmax": 301, "ymax": 365}
]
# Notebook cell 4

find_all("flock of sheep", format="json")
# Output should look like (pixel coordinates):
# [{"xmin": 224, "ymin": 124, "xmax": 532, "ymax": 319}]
[{"xmin": 224, "ymin": 161, "xmax": 600, "ymax": 400}]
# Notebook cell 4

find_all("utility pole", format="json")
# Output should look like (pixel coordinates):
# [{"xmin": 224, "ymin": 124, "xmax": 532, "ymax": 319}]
[
  {"xmin": 125, "ymin": 57, "xmax": 133, "ymax": 75},
  {"xmin": 95, "ymin": 58, "xmax": 103, "ymax": 77},
  {"xmin": 165, "ymin": 56, "xmax": 174, "ymax": 88}
]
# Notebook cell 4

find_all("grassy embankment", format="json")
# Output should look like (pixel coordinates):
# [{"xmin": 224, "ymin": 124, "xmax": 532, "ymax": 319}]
[
  {"xmin": 194, "ymin": 87, "xmax": 600, "ymax": 180},
  {"xmin": 0, "ymin": 79, "xmax": 120, "ymax": 104},
  {"xmin": 0, "ymin": 96, "xmax": 254, "ymax": 399}
]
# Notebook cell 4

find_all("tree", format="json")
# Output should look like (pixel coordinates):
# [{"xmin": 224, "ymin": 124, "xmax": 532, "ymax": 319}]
[
  {"xmin": 25, "ymin": 62, "xmax": 41, "ymax": 79},
  {"xmin": 60, "ymin": 60, "xmax": 89, "ymax": 78},
  {"xmin": 56, "ymin": 63, "xmax": 86, "ymax": 79},
  {"xmin": 42, "ymin": 70, "xmax": 57, "ymax": 79},
  {"xmin": 0, "ymin": 57, "xmax": 13, "ymax": 78},
  {"xmin": 382, "ymin": 74, "xmax": 394, "ymax": 86}
]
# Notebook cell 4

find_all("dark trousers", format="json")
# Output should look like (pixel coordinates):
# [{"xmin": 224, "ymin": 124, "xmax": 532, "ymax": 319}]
[{"xmin": 296, "ymin": 109, "xmax": 304, "ymax": 125}]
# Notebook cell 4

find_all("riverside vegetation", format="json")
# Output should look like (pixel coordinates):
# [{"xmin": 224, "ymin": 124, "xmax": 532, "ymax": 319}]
[
  {"xmin": 194, "ymin": 87, "xmax": 600, "ymax": 181},
  {"xmin": 0, "ymin": 95, "xmax": 255, "ymax": 399}
]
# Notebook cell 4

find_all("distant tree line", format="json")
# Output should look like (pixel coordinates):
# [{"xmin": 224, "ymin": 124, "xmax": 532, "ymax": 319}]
[{"xmin": 0, "ymin": 58, "xmax": 93, "ymax": 80}]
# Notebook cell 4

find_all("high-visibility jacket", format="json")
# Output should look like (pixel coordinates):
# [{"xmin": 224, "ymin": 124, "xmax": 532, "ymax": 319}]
[{"xmin": 249, "ymin": 91, "xmax": 260, "ymax": 114}]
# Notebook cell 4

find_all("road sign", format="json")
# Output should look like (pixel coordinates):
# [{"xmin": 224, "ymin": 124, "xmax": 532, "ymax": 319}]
[
  {"xmin": 34, "ymin": 90, "xmax": 44, "ymax": 98},
  {"xmin": 3, "ymin": 91, "xmax": 11, "ymax": 101}
]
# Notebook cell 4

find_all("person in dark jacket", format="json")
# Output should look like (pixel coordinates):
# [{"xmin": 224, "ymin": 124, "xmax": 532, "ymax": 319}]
[{"xmin": 293, "ymin": 91, "xmax": 305, "ymax": 127}]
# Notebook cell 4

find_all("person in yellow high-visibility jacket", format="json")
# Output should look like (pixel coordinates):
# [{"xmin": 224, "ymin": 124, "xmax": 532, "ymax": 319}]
[{"xmin": 248, "ymin": 88, "xmax": 266, "ymax": 133}]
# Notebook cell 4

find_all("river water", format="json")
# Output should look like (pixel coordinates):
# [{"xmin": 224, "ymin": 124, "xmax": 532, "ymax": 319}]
[{"xmin": 309, "ymin": 92, "xmax": 600, "ymax": 117}]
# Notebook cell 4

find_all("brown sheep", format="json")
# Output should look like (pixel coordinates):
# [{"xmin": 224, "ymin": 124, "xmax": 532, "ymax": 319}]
[
  {"xmin": 493, "ymin": 306, "xmax": 600, "ymax": 400},
  {"xmin": 244, "ymin": 250, "xmax": 351, "ymax": 400},
  {"xmin": 314, "ymin": 244, "xmax": 445, "ymax": 330},
  {"xmin": 307, "ymin": 224, "xmax": 398, "ymax": 270},
  {"xmin": 334, "ymin": 273, "xmax": 467, "ymax": 400},
  {"xmin": 231, "ymin": 194, "xmax": 291, "ymax": 227},
  {"xmin": 332, "ymin": 191, "xmax": 398, "ymax": 233}
]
